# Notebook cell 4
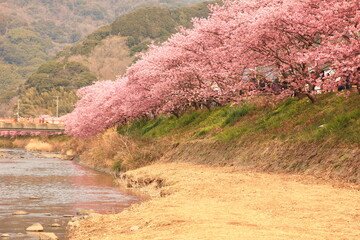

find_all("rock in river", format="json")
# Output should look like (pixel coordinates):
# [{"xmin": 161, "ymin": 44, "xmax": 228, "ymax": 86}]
[
  {"xmin": 40, "ymin": 232, "xmax": 59, "ymax": 240},
  {"xmin": 67, "ymin": 220, "xmax": 80, "ymax": 229},
  {"xmin": 76, "ymin": 209, "xmax": 95, "ymax": 216},
  {"xmin": 26, "ymin": 223, "xmax": 44, "ymax": 232},
  {"xmin": 28, "ymin": 232, "xmax": 58, "ymax": 240},
  {"xmin": 29, "ymin": 196, "xmax": 40, "ymax": 200},
  {"xmin": 1, "ymin": 234, "xmax": 10, "ymax": 237},
  {"xmin": 12, "ymin": 211, "xmax": 28, "ymax": 215}
]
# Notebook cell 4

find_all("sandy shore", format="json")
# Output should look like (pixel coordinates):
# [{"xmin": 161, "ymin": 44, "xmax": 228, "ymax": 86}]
[{"xmin": 68, "ymin": 162, "xmax": 360, "ymax": 240}]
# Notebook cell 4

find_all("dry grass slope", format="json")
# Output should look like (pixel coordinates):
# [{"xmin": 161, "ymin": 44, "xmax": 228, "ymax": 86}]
[{"xmin": 24, "ymin": 139, "xmax": 54, "ymax": 152}]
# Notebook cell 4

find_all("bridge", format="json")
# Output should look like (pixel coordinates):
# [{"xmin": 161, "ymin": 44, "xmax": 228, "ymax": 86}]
[{"xmin": 0, "ymin": 118, "xmax": 65, "ymax": 132}]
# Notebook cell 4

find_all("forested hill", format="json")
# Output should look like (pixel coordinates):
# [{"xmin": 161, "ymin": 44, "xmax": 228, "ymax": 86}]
[
  {"xmin": 15, "ymin": 1, "xmax": 212, "ymax": 117},
  {"xmin": 0, "ymin": 0, "xmax": 207, "ymax": 117}
]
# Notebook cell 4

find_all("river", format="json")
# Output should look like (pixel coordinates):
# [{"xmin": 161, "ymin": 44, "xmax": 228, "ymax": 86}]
[{"xmin": 0, "ymin": 149, "xmax": 141, "ymax": 239}]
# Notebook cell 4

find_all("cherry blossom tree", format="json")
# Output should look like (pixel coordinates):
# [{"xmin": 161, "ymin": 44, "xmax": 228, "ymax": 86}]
[
  {"xmin": 201, "ymin": 0, "xmax": 359, "ymax": 101},
  {"xmin": 63, "ymin": 78, "xmax": 130, "ymax": 138},
  {"xmin": 64, "ymin": 0, "xmax": 359, "ymax": 137}
]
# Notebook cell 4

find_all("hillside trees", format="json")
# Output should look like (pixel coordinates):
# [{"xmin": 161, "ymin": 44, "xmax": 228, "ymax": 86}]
[
  {"xmin": 15, "ymin": 2, "xmax": 213, "ymax": 118},
  {"xmin": 111, "ymin": 2, "xmax": 211, "ymax": 53},
  {"xmin": 25, "ymin": 61, "xmax": 96, "ymax": 90},
  {"xmin": 19, "ymin": 87, "xmax": 78, "ymax": 117},
  {"xmin": 0, "ymin": 26, "xmax": 52, "ymax": 107},
  {"xmin": 64, "ymin": 0, "xmax": 359, "ymax": 138},
  {"xmin": 18, "ymin": 61, "xmax": 97, "ymax": 117},
  {"xmin": 0, "ymin": 13, "xmax": 8, "ymax": 35},
  {"xmin": 63, "ymin": 2, "xmax": 211, "ymax": 57},
  {"xmin": 0, "ymin": 27, "xmax": 51, "ymax": 66},
  {"xmin": 0, "ymin": 64, "xmax": 23, "ymax": 100},
  {"xmin": 0, "ymin": 0, "xmax": 207, "ymax": 116}
]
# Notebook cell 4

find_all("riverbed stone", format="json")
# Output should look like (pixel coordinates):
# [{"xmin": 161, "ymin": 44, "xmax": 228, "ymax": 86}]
[
  {"xmin": 44, "ymin": 213, "xmax": 51, "ymax": 216},
  {"xmin": 26, "ymin": 223, "xmax": 44, "ymax": 232},
  {"xmin": 12, "ymin": 210, "xmax": 28, "ymax": 215},
  {"xmin": 66, "ymin": 150, "xmax": 75, "ymax": 156},
  {"xmin": 29, "ymin": 196, "xmax": 40, "ymax": 200},
  {"xmin": 76, "ymin": 209, "xmax": 95, "ymax": 216},
  {"xmin": 28, "ymin": 232, "xmax": 58, "ymax": 240},
  {"xmin": 50, "ymin": 223, "xmax": 61, "ymax": 227},
  {"xmin": 67, "ymin": 220, "xmax": 80, "ymax": 229},
  {"xmin": 130, "ymin": 226, "xmax": 140, "ymax": 231},
  {"xmin": 41, "ymin": 232, "xmax": 59, "ymax": 240},
  {"xmin": 1, "ymin": 234, "xmax": 10, "ymax": 237},
  {"xmin": 70, "ymin": 217, "xmax": 80, "ymax": 222}
]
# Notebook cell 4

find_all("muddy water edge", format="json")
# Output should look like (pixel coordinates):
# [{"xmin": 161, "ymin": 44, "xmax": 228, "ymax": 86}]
[{"xmin": 0, "ymin": 149, "xmax": 142, "ymax": 239}]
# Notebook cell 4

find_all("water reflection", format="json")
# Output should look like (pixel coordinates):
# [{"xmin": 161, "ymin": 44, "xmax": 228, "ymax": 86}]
[{"xmin": 0, "ymin": 149, "xmax": 140, "ymax": 239}]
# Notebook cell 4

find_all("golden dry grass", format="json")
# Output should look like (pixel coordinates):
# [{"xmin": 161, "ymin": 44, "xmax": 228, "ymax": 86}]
[
  {"xmin": 12, "ymin": 138, "xmax": 31, "ymax": 149},
  {"xmin": 24, "ymin": 139, "xmax": 54, "ymax": 152},
  {"xmin": 8, "ymin": 137, "xmax": 67, "ymax": 153},
  {"xmin": 69, "ymin": 162, "xmax": 360, "ymax": 240},
  {"xmin": 70, "ymin": 128, "xmax": 165, "ymax": 172},
  {"xmin": 0, "ymin": 138, "xmax": 13, "ymax": 148}
]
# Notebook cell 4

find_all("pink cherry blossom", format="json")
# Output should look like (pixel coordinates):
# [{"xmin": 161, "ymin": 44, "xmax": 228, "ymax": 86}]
[{"xmin": 64, "ymin": 0, "xmax": 359, "ymax": 138}]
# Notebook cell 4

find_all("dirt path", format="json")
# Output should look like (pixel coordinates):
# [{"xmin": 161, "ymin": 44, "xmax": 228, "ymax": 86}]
[{"xmin": 69, "ymin": 163, "xmax": 360, "ymax": 240}]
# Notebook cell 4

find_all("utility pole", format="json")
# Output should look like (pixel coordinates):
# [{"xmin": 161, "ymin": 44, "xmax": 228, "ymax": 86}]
[
  {"xmin": 17, "ymin": 99, "xmax": 20, "ymax": 120},
  {"xmin": 55, "ymin": 96, "xmax": 59, "ymax": 118}
]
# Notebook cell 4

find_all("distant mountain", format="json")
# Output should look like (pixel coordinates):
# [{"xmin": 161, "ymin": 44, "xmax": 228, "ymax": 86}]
[{"xmin": 0, "ymin": 0, "xmax": 207, "ymax": 117}]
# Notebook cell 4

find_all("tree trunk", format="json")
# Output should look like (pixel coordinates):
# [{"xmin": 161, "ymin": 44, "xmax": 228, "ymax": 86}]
[
  {"xmin": 150, "ymin": 110, "xmax": 156, "ymax": 119},
  {"xmin": 192, "ymin": 102, "xmax": 200, "ymax": 110},
  {"xmin": 203, "ymin": 102, "xmax": 212, "ymax": 111},
  {"xmin": 212, "ymin": 100, "xmax": 223, "ymax": 107},
  {"xmin": 294, "ymin": 92, "xmax": 316, "ymax": 103},
  {"xmin": 305, "ymin": 93, "xmax": 316, "ymax": 103},
  {"xmin": 171, "ymin": 111, "xmax": 180, "ymax": 118}
]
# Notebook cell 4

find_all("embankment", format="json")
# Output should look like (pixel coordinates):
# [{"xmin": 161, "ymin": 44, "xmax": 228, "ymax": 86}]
[
  {"xmin": 162, "ymin": 139, "xmax": 360, "ymax": 183},
  {"xmin": 70, "ymin": 93, "xmax": 360, "ymax": 184},
  {"xmin": 0, "ymin": 135, "xmax": 70, "ymax": 153}
]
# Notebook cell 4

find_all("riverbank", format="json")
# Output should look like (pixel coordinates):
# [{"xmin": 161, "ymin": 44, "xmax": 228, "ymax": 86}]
[
  {"xmin": 0, "ymin": 136, "xmax": 70, "ymax": 153},
  {"xmin": 2, "ymin": 93, "xmax": 360, "ymax": 184},
  {"xmin": 68, "ymin": 162, "xmax": 360, "ymax": 240}
]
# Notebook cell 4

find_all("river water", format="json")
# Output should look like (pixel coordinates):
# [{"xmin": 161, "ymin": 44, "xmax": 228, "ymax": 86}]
[{"xmin": 0, "ymin": 149, "xmax": 140, "ymax": 239}]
